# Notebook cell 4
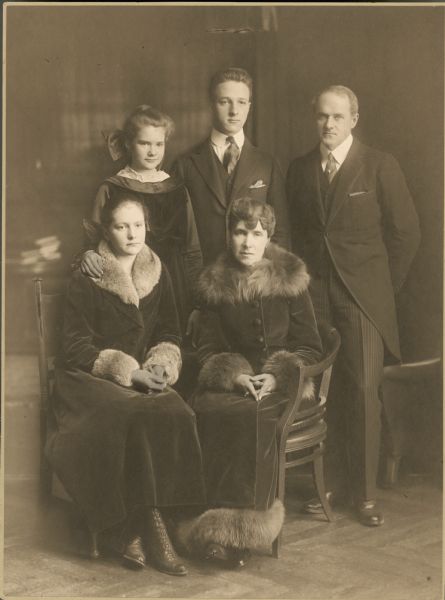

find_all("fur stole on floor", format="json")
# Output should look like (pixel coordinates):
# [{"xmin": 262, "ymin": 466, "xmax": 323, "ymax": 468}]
[{"xmin": 176, "ymin": 499, "xmax": 285, "ymax": 555}]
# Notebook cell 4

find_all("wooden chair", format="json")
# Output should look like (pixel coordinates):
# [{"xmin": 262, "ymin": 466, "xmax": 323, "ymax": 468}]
[
  {"xmin": 381, "ymin": 357, "xmax": 442, "ymax": 487},
  {"xmin": 34, "ymin": 277, "xmax": 100, "ymax": 558},
  {"xmin": 272, "ymin": 324, "xmax": 341, "ymax": 558}
]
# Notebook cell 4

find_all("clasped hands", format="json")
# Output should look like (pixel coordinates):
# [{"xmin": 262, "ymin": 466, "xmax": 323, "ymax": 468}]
[
  {"xmin": 131, "ymin": 365, "xmax": 168, "ymax": 393},
  {"xmin": 235, "ymin": 373, "xmax": 277, "ymax": 402}
]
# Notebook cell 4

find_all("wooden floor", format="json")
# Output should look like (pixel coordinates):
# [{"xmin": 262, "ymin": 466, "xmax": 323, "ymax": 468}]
[
  {"xmin": 2, "ymin": 471, "xmax": 443, "ymax": 599},
  {"xmin": 2, "ymin": 355, "xmax": 443, "ymax": 599}
]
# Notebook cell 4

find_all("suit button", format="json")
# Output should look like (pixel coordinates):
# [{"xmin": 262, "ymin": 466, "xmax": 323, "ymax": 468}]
[
  {"xmin": 257, "ymin": 336, "xmax": 264, "ymax": 343},
  {"xmin": 253, "ymin": 318, "xmax": 262, "ymax": 326}
]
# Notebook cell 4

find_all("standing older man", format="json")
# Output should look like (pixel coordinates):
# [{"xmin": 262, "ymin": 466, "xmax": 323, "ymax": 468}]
[
  {"xmin": 286, "ymin": 85, "xmax": 420, "ymax": 526},
  {"xmin": 173, "ymin": 67, "xmax": 289, "ymax": 266}
]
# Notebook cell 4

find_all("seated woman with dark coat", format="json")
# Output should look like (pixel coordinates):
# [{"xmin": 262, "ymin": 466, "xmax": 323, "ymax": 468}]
[
  {"xmin": 177, "ymin": 197, "xmax": 323, "ymax": 567},
  {"xmin": 45, "ymin": 193, "xmax": 205, "ymax": 577}
]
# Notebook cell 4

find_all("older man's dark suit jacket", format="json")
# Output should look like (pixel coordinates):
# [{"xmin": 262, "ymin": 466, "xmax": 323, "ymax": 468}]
[
  {"xmin": 286, "ymin": 138, "xmax": 421, "ymax": 361},
  {"xmin": 173, "ymin": 137, "xmax": 290, "ymax": 265}
]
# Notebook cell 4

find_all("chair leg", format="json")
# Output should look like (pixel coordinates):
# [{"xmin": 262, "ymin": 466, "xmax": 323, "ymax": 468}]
[
  {"xmin": 313, "ymin": 455, "xmax": 335, "ymax": 523},
  {"xmin": 272, "ymin": 533, "xmax": 280, "ymax": 559},
  {"xmin": 89, "ymin": 531, "xmax": 100, "ymax": 559}
]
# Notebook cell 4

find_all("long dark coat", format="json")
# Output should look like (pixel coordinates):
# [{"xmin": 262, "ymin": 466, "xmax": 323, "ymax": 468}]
[
  {"xmin": 45, "ymin": 242, "xmax": 206, "ymax": 534},
  {"xmin": 173, "ymin": 137, "xmax": 290, "ymax": 265},
  {"xmin": 286, "ymin": 138, "xmax": 421, "ymax": 361},
  {"xmin": 191, "ymin": 244, "xmax": 323, "ymax": 511}
]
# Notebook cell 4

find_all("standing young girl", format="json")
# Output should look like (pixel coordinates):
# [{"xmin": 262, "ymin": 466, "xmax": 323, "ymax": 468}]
[{"xmin": 80, "ymin": 105, "xmax": 202, "ymax": 334}]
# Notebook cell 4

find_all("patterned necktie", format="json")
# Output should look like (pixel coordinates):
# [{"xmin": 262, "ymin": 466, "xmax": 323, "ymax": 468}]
[
  {"xmin": 325, "ymin": 152, "xmax": 338, "ymax": 184},
  {"xmin": 223, "ymin": 136, "xmax": 240, "ymax": 175}
]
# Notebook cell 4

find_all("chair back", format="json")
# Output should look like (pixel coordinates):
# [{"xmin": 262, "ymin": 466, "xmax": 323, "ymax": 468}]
[
  {"xmin": 277, "ymin": 323, "xmax": 341, "ymax": 448},
  {"xmin": 34, "ymin": 278, "xmax": 65, "ymax": 411}
]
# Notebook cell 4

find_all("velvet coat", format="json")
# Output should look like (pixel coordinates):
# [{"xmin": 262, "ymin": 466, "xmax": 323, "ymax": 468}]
[
  {"xmin": 45, "ymin": 242, "xmax": 206, "ymax": 533},
  {"xmin": 173, "ymin": 137, "xmax": 290, "ymax": 265},
  {"xmin": 286, "ymin": 138, "xmax": 421, "ymax": 361},
  {"xmin": 191, "ymin": 244, "xmax": 323, "ymax": 511}
]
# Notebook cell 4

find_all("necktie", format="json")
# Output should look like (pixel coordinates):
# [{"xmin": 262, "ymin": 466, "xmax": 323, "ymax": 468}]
[
  {"xmin": 223, "ymin": 136, "xmax": 240, "ymax": 175},
  {"xmin": 325, "ymin": 152, "xmax": 337, "ymax": 184}
]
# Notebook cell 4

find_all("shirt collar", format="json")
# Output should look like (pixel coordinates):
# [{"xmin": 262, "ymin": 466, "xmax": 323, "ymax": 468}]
[
  {"xmin": 211, "ymin": 128, "xmax": 245, "ymax": 149},
  {"xmin": 320, "ymin": 134, "xmax": 354, "ymax": 166},
  {"xmin": 117, "ymin": 165, "xmax": 170, "ymax": 183}
]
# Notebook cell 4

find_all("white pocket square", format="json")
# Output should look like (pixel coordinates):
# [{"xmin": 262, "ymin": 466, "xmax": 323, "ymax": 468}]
[
  {"xmin": 249, "ymin": 180, "xmax": 267, "ymax": 189},
  {"xmin": 349, "ymin": 190, "xmax": 368, "ymax": 197}
]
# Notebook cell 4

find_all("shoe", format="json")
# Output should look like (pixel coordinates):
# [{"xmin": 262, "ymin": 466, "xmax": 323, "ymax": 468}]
[
  {"xmin": 146, "ymin": 508, "xmax": 188, "ymax": 576},
  {"xmin": 302, "ymin": 491, "xmax": 338, "ymax": 514},
  {"xmin": 227, "ymin": 547, "xmax": 251, "ymax": 569},
  {"xmin": 122, "ymin": 535, "xmax": 146, "ymax": 570},
  {"xmin": 356, "ymin": 500, "xmax": 384, "ymax": 527},
  {"xmin": 204, "ymin": 542, "xmax": 230, "ymax": 562}
]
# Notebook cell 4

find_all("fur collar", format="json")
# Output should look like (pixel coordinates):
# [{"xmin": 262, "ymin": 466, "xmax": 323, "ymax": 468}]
[
  {"xmin": 93, "ymin": 241, "xmax": 161, "ymax": 306},
  {"xmin": 198, "ymin": 243, "xmax": 310, "ymax": 305}
]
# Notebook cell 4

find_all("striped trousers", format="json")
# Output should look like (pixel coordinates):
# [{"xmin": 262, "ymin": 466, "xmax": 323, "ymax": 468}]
[{"xmin": 310, "ymin": 267, "xmax": 384, "ymax": 502}]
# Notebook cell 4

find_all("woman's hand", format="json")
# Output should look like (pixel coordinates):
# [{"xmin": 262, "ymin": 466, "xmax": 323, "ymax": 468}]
[
  {"xmin": 234, "ymin": 373, "xmax": 258, "ymax": 401},
  {"xmin": 80, "ymin": 250, "xmax": 104, "ymax": 278},
  {"xmin": 250, "ymin": 373, "xmax": 277, "ymax": 400},
  {"xmin": 131, "ymin": 368, "xmax": 167, "ymax": 393}
]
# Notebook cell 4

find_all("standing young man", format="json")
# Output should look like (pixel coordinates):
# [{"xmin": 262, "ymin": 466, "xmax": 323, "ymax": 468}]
[{"xmin": 173, "ymin": 67, "xmax": 289, "ymax": 266}]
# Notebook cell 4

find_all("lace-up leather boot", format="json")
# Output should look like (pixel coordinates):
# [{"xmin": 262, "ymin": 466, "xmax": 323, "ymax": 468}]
[{"xmin": 146, "ymin": 508, "xmax": 188, "ymax": 576}]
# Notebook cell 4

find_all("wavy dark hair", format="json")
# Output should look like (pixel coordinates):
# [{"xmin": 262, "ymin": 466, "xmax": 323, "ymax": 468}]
[{"xmin": 228, "ymin": 197, "xmax": 276, "ymax": 237}]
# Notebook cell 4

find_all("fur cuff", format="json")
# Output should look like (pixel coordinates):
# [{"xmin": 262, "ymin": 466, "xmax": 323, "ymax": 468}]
[
  {"xmin": 176, "ymin": 499, "xmax": 284, "ymax": 555},
  {"xmin": 262, "ymin": 351, "xmax": 314, "ymax": 400},
  {"xmin": 142, "ymin": 342, "xmax": 182, "ymax": 385},
  {"xmin": 198, "ymin": 353, "xmax": 254, "ymax": 392},
  {"xmin": 92, "ymin": 349, "xmax": 139, "ymax": 387}
]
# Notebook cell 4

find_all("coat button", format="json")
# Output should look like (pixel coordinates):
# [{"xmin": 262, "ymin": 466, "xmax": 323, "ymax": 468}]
[
  {"xmin": 253, "ymin": 318, "xmax": 262, "ymax": 326},
  {"xmin": 257, "ymin": 335, "xmax": 264, "ymax": 343}
]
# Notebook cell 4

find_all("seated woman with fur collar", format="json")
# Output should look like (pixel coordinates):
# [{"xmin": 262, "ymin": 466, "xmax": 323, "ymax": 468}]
[
  {"xmin": 177, "ymin": 197, "xmax": 323, "ymax": 568},
  {"xmin": 46, "ymin": 191, "xmax": 206, "ymax": 577}
]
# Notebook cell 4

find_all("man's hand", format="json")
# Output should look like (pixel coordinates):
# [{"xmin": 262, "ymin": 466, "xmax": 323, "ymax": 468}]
[
  {"xmin": 186, "ymin": 309, "xmax": 201, "ymax": 347},
  {"xmin": 234, "ymin": 373, "xmax": 258, "ymax": 401},
  {"xmin": 131, "ymin": 368, "xmax": 167, "ymax": 393},
  {"xmin": 250, "ymin": 373, "xmax": 277, "ymax": 400},
  {"xmin": 80, "ymin": 250, "xmax": 104, "ymax": 278}
]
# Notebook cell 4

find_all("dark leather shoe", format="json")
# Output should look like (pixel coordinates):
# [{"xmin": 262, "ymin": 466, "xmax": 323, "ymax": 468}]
[
  {"xmin": 228, "ymin": 548, "xmax": 251, "ymax": 569},
  {"xmin": 356, "ymin": 500, "xmax": 384, "ymax": 527},
  {"xmin": 146, "ymin": 508, "xmax": 188, "ymax": 576},
  {"xmin": 205, "ymin": 542, "xmax": 230, "ymax": 562},
  {"xmin": 123, "ymin": 535, "xmax": 146, "ymax": 569}
]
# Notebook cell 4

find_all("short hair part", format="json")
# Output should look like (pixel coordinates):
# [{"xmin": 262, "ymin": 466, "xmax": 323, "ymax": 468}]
[
  {"xmin": 209, "ymin": 67, "xmax": 253, "ymax": 100},
  {"xmin": 122, "ymin": 105, "xmax": 175, "ymax": 145},
  {"xmin": 100, "ymin": 188, "xmax": 149, "ymax": 231},
  {"xmin": 228, "ymin": 197, "xmax": 276, "ymax": 238},
  {"xmin": 312, "ymin": 85, "xmax": 359, "ymax": 115}
]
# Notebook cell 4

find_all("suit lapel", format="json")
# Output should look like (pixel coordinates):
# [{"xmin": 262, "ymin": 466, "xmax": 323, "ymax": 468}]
[
  {"xmin": 190, "ymin": 140, "xmax": 227, "ymax": 208},
  {"xmin": 303, "ymin": 148, "xmax": 326, "ymax": 224},
  {"xmin": 229, "ymin": 138, "xmax": 259, "ymax": 202},
  {"xmin": 327, "ymin": 138, "xmax": 364, "ymax": 226}
]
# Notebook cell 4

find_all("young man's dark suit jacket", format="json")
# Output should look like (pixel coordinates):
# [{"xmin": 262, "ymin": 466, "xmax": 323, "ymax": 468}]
[
  {"xmin": 173, "ymin": 137, "xmax": 290, "ymax": 265},
  {"xmin": 286, "ymin": 137, "xmax": 421, "ymax": 362}
]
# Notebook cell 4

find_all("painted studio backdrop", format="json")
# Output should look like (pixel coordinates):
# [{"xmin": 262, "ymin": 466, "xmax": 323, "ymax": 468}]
[{"xmin": 4, "ymin": 5, "xmax": 443, "ymax": 483}]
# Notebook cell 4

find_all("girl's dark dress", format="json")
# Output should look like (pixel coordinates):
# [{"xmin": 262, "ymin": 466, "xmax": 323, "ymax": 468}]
[{"xmin": 45, "ymin": 242, "xmax": 205, "ymax": 534}]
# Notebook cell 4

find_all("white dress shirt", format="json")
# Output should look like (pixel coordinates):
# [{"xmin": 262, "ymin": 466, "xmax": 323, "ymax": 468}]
[
  {"xmin": 210, "ymin": 128, "xmax": 245, "ymax": 164},
  {"xmin": 320, "ymin": 134, "xmax": 354, "ymax": 172}
]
